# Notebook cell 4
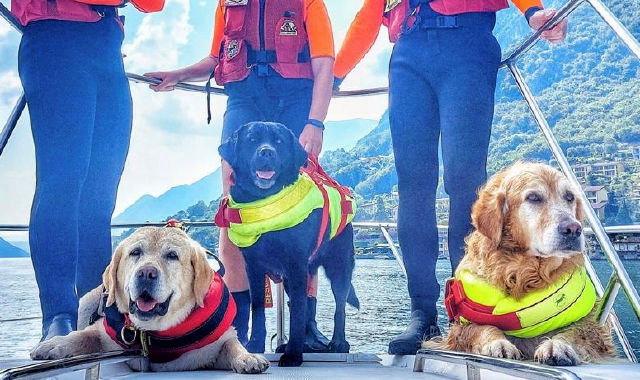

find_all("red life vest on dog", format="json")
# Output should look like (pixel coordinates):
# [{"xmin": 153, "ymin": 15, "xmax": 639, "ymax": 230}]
[
  {"xmin": 383, "ymin": 0, "xmax": 508, "ymax": 42},
  {"xmin": 102, "ymin": 271, "xmax": 236, "ymax": 363},
  {"xmin": 214, "ymin": 0, "xmax": 313, "ymax": 86},
  {"xmin": 11, "ymin": 0, "xmax": 164, "ymax": 26}
]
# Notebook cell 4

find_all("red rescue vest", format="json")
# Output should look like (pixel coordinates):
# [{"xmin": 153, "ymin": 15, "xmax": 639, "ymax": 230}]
[
  {"xmin": 383, "ymin": 0, "xmax": 509, "ymax": 42},
  {"xmin": 11, "ymin": 0, "xmax": 164, "ymax": 26},
  {"xmin": 214, "ymin": 0, "xmax": 313, "ymax": 86},
  {"xmin": 102, "ymin": 271, "xmax": 237, "ymax": 363}
]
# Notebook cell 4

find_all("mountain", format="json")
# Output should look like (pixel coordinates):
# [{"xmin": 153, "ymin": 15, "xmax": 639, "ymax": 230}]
[
  {"xmin": 112, "ymin": 119, "xmax": 377, "ymax": 224},
  {"xmin": 322, "ymin": 119, "xmax": 378, "ymax": 153},
  {"xmin": 0, "ymin": 237, "xmax": 29, "ymax": 258},
  {"xmin": 113, "ymin": 167, "xmax": 223, "ymax": 223}
]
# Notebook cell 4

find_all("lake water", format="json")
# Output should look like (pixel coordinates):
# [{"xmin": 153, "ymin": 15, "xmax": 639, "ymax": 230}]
[{"xmin": 1, "ymin": 258, "xmax": 639, "ymax": 359}]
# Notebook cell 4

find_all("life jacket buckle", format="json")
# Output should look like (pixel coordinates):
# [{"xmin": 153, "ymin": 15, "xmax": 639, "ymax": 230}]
[{"xmin": 435, "ymin": 16, "xmax": 457, "ymax": 28}]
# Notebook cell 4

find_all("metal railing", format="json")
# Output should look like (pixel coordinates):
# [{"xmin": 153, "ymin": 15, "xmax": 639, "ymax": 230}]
[
  {"xmin": 1, "ymin": 0, "xmax": 640, "ymax": 367},
  {"xmin": 500, "ymin": 0, "xmax": 640, "ymax": 362},
  {"xmin": 414, "ymin": 349, "xmax": 581, "ymax": 380},
  {"xmin": 0, "ymin": 350, "xmax": 143, "ymax": 380}
]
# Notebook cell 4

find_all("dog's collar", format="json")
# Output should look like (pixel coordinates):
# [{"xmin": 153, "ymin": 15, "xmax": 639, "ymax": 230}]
[
  {"xmin": 444, "ymin": 266, "xmax": 596, "ymax": 338},
  {"xmin": 215, "ymin": 168, "xmax": 356, "ymax": 248},
  {"xmin": 101, "ymin": 271, "xmax": 236, "ymax": 363}
]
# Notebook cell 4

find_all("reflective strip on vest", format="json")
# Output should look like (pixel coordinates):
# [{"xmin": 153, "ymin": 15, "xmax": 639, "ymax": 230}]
[
  {"xmin": 451, "ymin": 266, "xmax": 596, "ymax": 338},
  {"xmin": 214, "ymin": 0, "xmax": 313, "ymax": 85},
  {"xmin": 226, "ymin": 172, "xmax": 356, "ymax": 248}
]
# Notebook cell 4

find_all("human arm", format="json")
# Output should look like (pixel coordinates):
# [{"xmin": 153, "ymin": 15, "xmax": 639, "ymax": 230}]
[
  {"xmin": 299, "ymin": 56, "xmax": 334, "ymax": 157},
  {"xmin": 298, "ymin": 0, "xmax": 334, "ymax": 157},
  {"xmin": 511, "ymin": 0, "xmax": 567, "ymax": 44},
  {"xmin": 334, "ymin": 0, "xmax": 385, "ymax": 86},
  {"xmin": 143, "ymin": 0, "xmax": 224, "ymax": 91},
  {"xmin": 144, "ymin": 56, "xmax": 219, "ymax": 92}
]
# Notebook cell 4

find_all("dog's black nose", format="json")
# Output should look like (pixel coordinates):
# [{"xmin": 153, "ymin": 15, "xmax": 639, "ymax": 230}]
[
  {"xmin": 258, "ymin": 146, "xmax": 275, "ymax": 158},
  {"xmin": 137, "ymin": 265, "xmax": 158, "ymax": 280},
  {"xmin": 558, "ymin": 220, "xmax": 582, "ymax": 237}
]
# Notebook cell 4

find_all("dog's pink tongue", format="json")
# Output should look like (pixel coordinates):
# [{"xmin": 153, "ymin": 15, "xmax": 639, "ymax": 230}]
[
  {"xmin": 257, "ymin": 171, "xmax": 275, "ymax": 180},
  {"xmin": 136, "ymin": 298, "xmax": 158, "ymax": 312}
]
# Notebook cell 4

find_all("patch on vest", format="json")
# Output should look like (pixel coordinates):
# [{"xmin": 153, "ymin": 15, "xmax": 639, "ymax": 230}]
[
  {"xmin": 225, "ymin": 39, "xmax": 240, "ymax": 59},
  {"xmin": 385, "ymin": 0, "xmax": 402, "ymax": 12},
  {"xmin": 223, "ymin": 0, "xmax": 248, "ymax": 6},
  {"xmin": 280, "ymin": 20, "xmax": 298, "ymax": 36},
  {"xmin": 554, "ymin": 292, "xmax": 568, "ymax": 309}
]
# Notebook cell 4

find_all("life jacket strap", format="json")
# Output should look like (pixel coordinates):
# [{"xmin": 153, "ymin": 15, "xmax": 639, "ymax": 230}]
[
  {"xmin": 246, "ymin": 44, "xmax": 311, "ymax": 65},
  {"xmin": 214, "ymin": 197, "xmax": 242, "ymax": 228},
  {"xmin": 444, "ymin": 278, "xmax": 523, "ymax": 331}
]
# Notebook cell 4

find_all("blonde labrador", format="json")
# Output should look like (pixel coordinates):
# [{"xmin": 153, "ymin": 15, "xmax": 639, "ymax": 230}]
[
  {"xmin": 30, "ymin": 227, "xmax": 270, "ymax": 373},
  {"xmin": 425, "ymin": 162, "xmax": 617, "ymax": 365}
]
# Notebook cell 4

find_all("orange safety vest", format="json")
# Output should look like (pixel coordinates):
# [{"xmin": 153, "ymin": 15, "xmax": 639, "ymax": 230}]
[
  {"xmin": 214, "ymin": 0, "xmax": 313, "ymax": 86},
  {"xmin": 383, "ymin": 0, "xmax": 508, "ymax": 42},
  {"xmin": 11, "ymin": 0, "xmax": 164, "ymax": 26}
]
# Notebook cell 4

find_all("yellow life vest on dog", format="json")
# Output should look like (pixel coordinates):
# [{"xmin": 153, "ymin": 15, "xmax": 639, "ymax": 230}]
[
  {"xmin": 445, "ymin": 266, "xmax": 596, "ymax": 338},
  {"xmin": 221, "ymin": 172, "xmax": 356, "ymax": 248}
]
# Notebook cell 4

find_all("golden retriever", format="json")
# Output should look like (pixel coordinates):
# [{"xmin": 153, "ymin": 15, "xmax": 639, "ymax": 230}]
[
  {"xmin": 30, "ymin": 227, "xmax": 270, "ymax": 373},
  {"xmin": 425, "ymin": 162, "xmax": 617, "ymax": 365}
]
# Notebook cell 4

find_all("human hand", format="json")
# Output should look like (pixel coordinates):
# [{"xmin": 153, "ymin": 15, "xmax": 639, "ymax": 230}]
[
  {"xmin": 299, "ymin": 124, "xmax": 323, "ymax": 158},
  {"xmin": 528, "ymin": 9, "xmax": 567, "ymax": 44},
  {"xmin": 143, "ymin": 71, "xmax": 183, "ymax": 92}
]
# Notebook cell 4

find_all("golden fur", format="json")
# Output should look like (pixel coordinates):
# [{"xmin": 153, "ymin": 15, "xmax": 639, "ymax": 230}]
[
  {"xmin": 424, "ymin": 162, "xmax": 617, "ymax": 365},
  {"xmin": 30, "ymin": 227, "xmax": 270, "ymax": 373}
]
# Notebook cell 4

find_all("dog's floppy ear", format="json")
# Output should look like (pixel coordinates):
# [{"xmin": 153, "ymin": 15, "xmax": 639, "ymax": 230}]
[
  {"xmin": 471, "ymin": 172, "xmax": 506, "ymax": 248},
  {"xmin": 191, "ymin": 241, "xmax": 214, "ymax": 308},
  {"xmin": 218, "ymin": 131, "xmax": 239, "ymax": 168},
  {"xmin": 103, "ymin": 244, "xmax": 124, "ymax": 307}
]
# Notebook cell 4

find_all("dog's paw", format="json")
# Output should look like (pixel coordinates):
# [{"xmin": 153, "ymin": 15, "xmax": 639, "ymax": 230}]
[
  {"xmin": 278, "ymin": 352, "xmax": 303, "ymax": 367},
  {"xmin": 30, "ymin": 337, "xmax": 77, "ymax": 360},
  {"xmin": 328, "ymin": 339, "xmax": 350, "ymax": 353},
  {"xmin": 480, "ymin": 339, "xmax": 522, "ymax": 360},
  {"xmin": 232, "ymin": 353, "xmax": 270, "ymax": 374},
  {"xmin": 534, "ymin": 339, "xmax": 580, "ymax": 366}
]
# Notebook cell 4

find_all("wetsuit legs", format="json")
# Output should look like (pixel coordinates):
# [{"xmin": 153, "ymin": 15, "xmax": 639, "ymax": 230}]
[
  {"xmin": 386, "ymin": 13, "xmax": 500, "ymax": 354},
  {"xmin": 19, "ymin": 16, "xmax": 131, "ymax": 341}
]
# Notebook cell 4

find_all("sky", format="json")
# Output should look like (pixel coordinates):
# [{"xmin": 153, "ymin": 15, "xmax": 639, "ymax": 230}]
[{"xmin": 0, "ymin": 0, "xmax": 395, "ymax": 227}]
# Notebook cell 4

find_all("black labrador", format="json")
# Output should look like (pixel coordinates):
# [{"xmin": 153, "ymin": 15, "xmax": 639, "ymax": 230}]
[{"xmin": 217, "ymin": 121, "xmax": 359, "ymax": 367}]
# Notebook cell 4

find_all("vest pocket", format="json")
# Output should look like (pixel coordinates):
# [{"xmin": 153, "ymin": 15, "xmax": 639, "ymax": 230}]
[
  {"xmin": 274, "ymin": 16, "xmax": 304, "ymax": 64},
  {"xmin": 215, "ymin": 38, "xmax": 250, "ymax": 85},
  {"xmin": 224, "ymin": 4, "xmax": 248, "ymax": 37}
]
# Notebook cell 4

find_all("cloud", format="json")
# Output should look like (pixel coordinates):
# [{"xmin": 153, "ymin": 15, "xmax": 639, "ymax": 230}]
[{"xmin": 112, "ymin": 0, "xmax": 225, "ymax": 214}]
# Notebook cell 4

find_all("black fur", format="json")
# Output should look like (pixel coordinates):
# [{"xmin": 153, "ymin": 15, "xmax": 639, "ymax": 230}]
[{"xmin": 219, "ymin": 122, "xmax": 359, "ymax": 367}]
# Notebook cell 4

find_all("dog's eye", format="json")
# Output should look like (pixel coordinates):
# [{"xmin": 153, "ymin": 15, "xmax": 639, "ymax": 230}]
[
  {"xmin": 565, "ymin": 192, "xmax": 575, "ymax": 202},
  {"xmin": 165, "ymin": 251, "xmax": 179, "ymax": 261},
  {"xmin": 526, "ymin": 192, "xmax": 543, "ymax": 203},
  {"xmin": 130, "ymin": 247, "xmax": 142, "ymax": 257}
]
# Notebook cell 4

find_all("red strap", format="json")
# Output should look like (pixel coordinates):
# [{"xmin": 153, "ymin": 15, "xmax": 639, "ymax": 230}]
[
  {"xmin": 214, "ymin": 197, "xmax": 242, "ymax": 227},
  {"xmin": 302, "ymin": 156, "xmax": 354, "ymax": 238},
  {"xmin": 445, "ymin": 278, "xmax": 523, "ymax": 331}
]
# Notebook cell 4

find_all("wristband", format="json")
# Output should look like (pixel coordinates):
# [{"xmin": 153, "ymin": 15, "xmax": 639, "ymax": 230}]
[{"xmin": 306, "ymin": 118, "xmax": 325, "ymax": 130}]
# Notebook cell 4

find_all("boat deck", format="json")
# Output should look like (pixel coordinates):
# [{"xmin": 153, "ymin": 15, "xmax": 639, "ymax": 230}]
[{"xmin": 1, "ymin": 351, "xmax": 639, "ymax": 380}]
